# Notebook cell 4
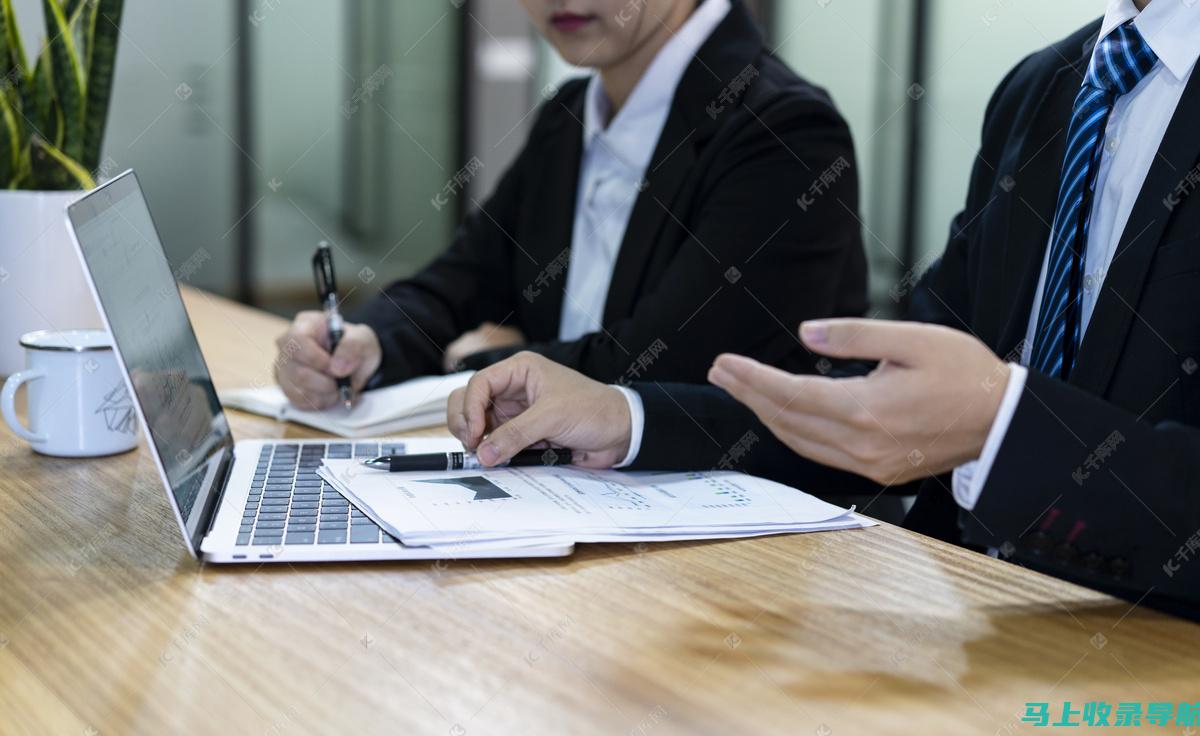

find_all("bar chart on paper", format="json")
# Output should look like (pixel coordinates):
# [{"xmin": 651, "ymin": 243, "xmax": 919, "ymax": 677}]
[
  {"xmin": 557, "ymin": 474, "xmax": 653, "ymax": 511},
  {"xmin": 318, "ymin": 460, "xmax": 876, "ymax": 551},
  {"xmin": 412, "ymin": 476, "xmax": 514, "ymax": 503},
  {"xmin": 685, "ymin": 472, "xmax": 755, "ymax": 509}
]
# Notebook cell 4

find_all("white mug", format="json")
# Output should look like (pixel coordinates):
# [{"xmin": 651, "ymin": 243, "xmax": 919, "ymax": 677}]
[{"xmin": 2, "ymin": 329, "xmax": 139, "ymax": 457}]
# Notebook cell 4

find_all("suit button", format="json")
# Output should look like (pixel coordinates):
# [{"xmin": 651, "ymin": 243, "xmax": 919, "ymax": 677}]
[
  {"xmin": 1082, "ymin": 552, "xmax": 1104, "ymax": 572},
  {"xmin": 1109, "ymin": 557, "xmax": 1130, "ymax": 579},
  {"xmin": 1027, "ymin": 531, "xmax": 1052, "ymax": 555}
]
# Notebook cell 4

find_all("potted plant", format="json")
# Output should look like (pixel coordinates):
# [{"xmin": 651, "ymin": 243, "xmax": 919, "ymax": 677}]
[{"xmin": 0, "ymin": 0, "xmax": 123, "ymax": 375}]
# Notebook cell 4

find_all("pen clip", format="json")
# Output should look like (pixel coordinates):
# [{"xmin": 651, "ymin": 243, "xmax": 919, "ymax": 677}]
[{"xmin": 312, "ymin": 241, "xmax": 337, "ymax": 305}]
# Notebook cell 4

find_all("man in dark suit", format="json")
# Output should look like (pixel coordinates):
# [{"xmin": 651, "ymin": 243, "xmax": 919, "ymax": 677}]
[
  {"xmin": 446, "ymin": 1, "xmax": 1200, "ymax": 619},
  {"xmin": 272, "ymin": 0, "xmax": 866, "ymax": 409}
]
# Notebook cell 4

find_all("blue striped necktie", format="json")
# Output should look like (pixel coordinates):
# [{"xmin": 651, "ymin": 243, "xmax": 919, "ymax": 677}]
[{"xmin": 1030, "ymin": 21, "xmax": 1158, "ymax": 379}]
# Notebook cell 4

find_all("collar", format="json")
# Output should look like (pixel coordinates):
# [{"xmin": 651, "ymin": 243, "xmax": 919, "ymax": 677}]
[
  {"xmin": 582, "ymin": 0, "xmax": 731, "ymax": 170},
  {"xmin": 1099, "ymin": 0, "xmax": 1200, "ymax": 81}
]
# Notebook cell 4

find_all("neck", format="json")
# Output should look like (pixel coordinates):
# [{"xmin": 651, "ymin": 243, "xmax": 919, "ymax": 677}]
[
  {"xmin": 1133, "ymin": 0, "xmax": 1150, "ymax": 10},
  {"xmin": 598, "ymin": 1, "xmax": 698, "ymax": 121}
]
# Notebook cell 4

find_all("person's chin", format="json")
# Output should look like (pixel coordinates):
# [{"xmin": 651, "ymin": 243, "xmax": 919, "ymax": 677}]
[{"xmin": 545, "ymin": 35, "xmax": 611, "ymax": 67}]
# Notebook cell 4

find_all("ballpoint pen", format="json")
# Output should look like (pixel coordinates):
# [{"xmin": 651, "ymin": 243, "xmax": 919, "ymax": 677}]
[
  {"xmin": 362, "ymin": 448, "xmax": 574, "ymax": 472},
  {"xmin": 312, "ymin": 241, "xmax": 353, "ymax": 410}
]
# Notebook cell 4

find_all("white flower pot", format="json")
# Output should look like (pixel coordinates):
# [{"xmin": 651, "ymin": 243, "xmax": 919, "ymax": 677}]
[{"xmin": 0, "ymin": 190, "xmax": 102, "ymax": 377}]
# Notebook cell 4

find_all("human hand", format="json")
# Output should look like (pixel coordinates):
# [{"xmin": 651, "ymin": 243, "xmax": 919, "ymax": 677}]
[
  {"xmin": 274, "ymin": 310, "xmax": 382, "ymax": 410},
  {"xmin": 443, "ymin": 322, "xmax": 527, "ymax": 372},
  {"xmin": 447, "ymin": 351, "xmax": 631, "ymax": 468},
  {"xmin": 708, "ymin": 319, "xmax": 1011, "ymax": 485}
]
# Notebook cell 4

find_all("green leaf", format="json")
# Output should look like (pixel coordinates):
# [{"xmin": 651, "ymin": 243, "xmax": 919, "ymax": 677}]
[
  {"xmin": 0, "ymin": 0, "xmax": 14, "ymax": 85},
  {"xmin": 81, "ymin": 0, "xmax": 119, "ymax": 170},
  {"xmin": 1, "ymin": 0, "xmax": 29, "ymax": 87},
  {"xmin": 26, "ymin": 52, "xmax": 64, "ymax": 188},
  {"xmin": 10, "ymin": 154, "xmax": 30, "ymax": 187},
  {"xmin": 69, "ymin": 0, "xmax": 89, "ymax": 59},
  {"xmin": 0, "ymin": 0, "xmax": 119, "ymax": 190},
  {"xmin": 80, "ymin": 0, "xmax": 95, "ymax": 73},
  {"xmin": 52, "ymin": 96, "xmax": 63, "ymax": 147},
  {"xmin": 64, "ymin": 0, "xmax": 86, "ymax": 22},
  {"xmin": 42, "ymin": 0, "xmax": 85, "ymax": 162},
  {"xmin": 0, "ymin": 87, "xmax": 18, "ymax": 186},
  {"xmin": 30, "ymin": 51, "xmax": 53, "ymax": 140},
  {"xmin": 30, "ymin": 133, "xmax": 92, "ymax": 188}
]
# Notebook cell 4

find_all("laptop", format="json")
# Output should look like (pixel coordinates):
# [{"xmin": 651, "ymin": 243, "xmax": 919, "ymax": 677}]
[{"xmin": 65, "ymin": 171, "xmax": 573, "ymax": 563}]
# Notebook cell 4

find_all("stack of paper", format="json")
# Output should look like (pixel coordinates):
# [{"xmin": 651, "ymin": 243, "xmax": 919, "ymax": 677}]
[
  {"xmin": 218, "ymin": 372, "xmax": 473, "ymax": 437},
  {"xmin": 318, "ymin": 456, "xmax": 874, "ymax": 552}
]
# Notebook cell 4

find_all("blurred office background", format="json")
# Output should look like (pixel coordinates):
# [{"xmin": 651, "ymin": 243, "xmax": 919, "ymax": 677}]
[{"xmin": 13, "ymin": 0, "xmax": 1098, "ymax": 315}]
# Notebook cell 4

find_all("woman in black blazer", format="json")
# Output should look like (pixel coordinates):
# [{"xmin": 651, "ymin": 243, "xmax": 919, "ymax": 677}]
[{"xmin": 275, "ymin": 0, "xmax": 867, "ymax": 410}]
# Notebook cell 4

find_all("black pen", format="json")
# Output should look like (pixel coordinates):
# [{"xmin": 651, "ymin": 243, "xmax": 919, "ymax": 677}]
[
  {"xmin": 362, "ymin": 448, "xmax": 574, "ymax": 472},
  {"xmin": 312, "ymin": 241, "xmax": 353, "ymax": 410}
]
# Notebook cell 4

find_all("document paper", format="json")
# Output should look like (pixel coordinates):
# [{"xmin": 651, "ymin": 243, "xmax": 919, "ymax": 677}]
[
  {"xmin": 218, "ymin": 372, "xmax": 473, "ymax": 437},
  {"xmin": 318, "ymin": 459, "xmax": 874, "ymax": 548}
]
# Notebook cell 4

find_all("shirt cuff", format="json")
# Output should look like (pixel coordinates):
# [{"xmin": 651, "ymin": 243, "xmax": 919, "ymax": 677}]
[
  {"xmin": 610, "ymin": 385, "xmax": 645, "ymax": 468},
  {"xmin": 951, "ymin": 363, "xmax": 1028, "ymax": 511}
]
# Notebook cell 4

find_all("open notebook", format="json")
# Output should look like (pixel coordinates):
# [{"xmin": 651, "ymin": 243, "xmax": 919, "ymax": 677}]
[{"xmin": 218, "ymin": 372, "xmax": 473, "ymax": 437}]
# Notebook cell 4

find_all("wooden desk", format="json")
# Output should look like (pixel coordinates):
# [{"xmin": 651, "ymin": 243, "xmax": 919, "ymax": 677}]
[{"xmin": 1, "ymin": 288, "xmax": 1196, "ymax": 736}]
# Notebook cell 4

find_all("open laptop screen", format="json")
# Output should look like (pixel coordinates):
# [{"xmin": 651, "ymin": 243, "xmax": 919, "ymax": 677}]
[{"xmin": 67, "ymin": 172, "xmax": 232, "ymax": 554}]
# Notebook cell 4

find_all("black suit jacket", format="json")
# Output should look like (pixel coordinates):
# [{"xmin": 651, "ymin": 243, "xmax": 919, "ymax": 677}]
[
  {"xmin": 354, "ymin": 0, "xmax": 866, "ymax": 386},
  {"xmin": 632, "ymin": 19, "xmax": 1200, "ymax": 619}
]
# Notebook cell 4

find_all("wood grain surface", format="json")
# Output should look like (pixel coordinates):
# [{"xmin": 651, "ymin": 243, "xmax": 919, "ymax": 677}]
[{"xmin": 0, "ymin": 288, "xmax": 1195, "ymax": 736}]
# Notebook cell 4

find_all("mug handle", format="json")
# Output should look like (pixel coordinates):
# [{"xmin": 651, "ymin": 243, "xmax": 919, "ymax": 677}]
[{"xmin": 2, "ymin": 369, "xmax": 48, "ymax": 444}]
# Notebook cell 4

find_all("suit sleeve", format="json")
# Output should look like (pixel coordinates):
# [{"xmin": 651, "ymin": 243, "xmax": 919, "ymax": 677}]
[
  {"xmin": 628, "ymin": 381, "xmax": 885, "ymax": 498},
  {"xmin": 466, "ymin": 92, "xmax": 866, "ymax": 383},
  {"xmin": 963, "ymin": 370, "xmax": 1200, "ymax": 615}
]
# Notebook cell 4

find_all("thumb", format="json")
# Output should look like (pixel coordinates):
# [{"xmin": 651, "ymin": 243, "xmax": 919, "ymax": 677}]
[
  {"xmin": 799, "ymin": 319, "xmax": 934, "ymax": 366},
  {"xmin": 330, "ymin": 331, "xmax": 371, "ymax": 378},
  {"xmin": 476, "ymin": 405, "xmax": 560, "ymax": 467}
]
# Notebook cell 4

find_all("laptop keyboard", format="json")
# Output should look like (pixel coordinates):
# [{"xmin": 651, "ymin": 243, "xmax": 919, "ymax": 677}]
[{"xmin": 238, "ymin": 441, "xmax": 404, "ymax": 547}]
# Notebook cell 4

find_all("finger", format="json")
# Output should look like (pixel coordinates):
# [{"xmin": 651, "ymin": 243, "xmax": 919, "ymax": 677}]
[
  {"xmin": 461, "ymin": 361, "xmax": 529, "ymax": 445},
  {"xmin": 708, "ymin": 354, "xmax": 802, "ymax": 406},
  {"xmin": 701, "ymin": 367, "xmax": 870, "ymax": 477},
  {"xmin": 350, "ymin": 365, "xmax": 375, "ymax": 392},
  {"xmin": 477, "ymin": 404, "xmax": 559, "ymax": 466},
  {"xmin": 462, "ymin": 370, "xmax": 505, "ymax": 449},
  {"xmin": 281, "ymin": 333, "xmax": 334, "ymax": 374},
  {"xmin": 293, "ymin": 311, "xmax": 331, "ymax": 349},
  {"xmin": 799, "ymin": 319, "xmax": 939, "ymax": 366},
  {"xmin": 290, "ymin": 390, "xmax": 338, "ymax": 412},
  {"xmin": 487, "ymin": 395, "xmax": 530, "ymax": 423},
  {"xmin": 349, "ymin": 351, "xmax": 378, "ymax": 392},
  {"xmin": 330, "ymin": 329, "xmax": 374, "ymax": 378},
  {"xmin": 446, "ymin": 388, "xmax": 470, "ymax": 446},
  {"xmin": 280, "ymin": 362, "xmax": 338, "ymax": 401},
  {"xmin": 282, "ymin": 385, "xmax": 337, "ymax": 412},
  {"xmin": 709, "ymin": 355, "xmax": 856, "ymax": 424},
  {"xmin": 772, "ymin": 408, "xmax": 864, "ymax": 458},
  {"xmin": 481, "ymin": 399, "xmax": 532, "ymax": 441}
]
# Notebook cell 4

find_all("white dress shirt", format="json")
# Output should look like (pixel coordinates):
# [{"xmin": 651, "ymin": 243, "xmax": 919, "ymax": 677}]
[
  {"xmin": 953, "ymin": 0, "xmax": 1200, "ymax": 509},
  {"xmin": 558, "ymin": 0, "xmax": 731, "ymax": 341}
]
